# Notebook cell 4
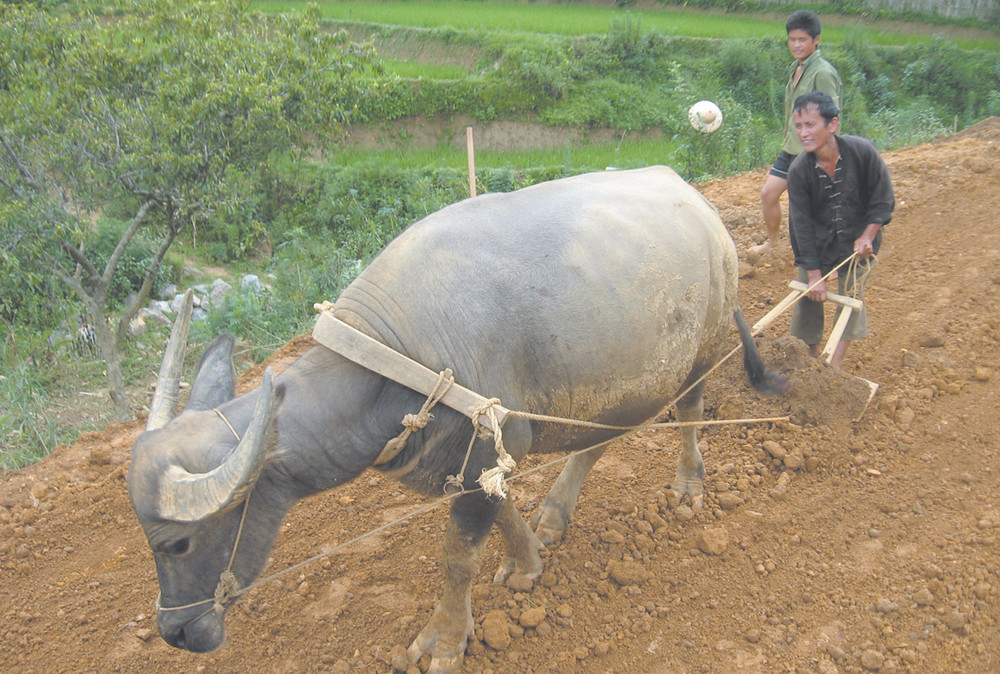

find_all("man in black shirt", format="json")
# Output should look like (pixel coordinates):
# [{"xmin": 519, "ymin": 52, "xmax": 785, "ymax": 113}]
[{"xmin": 787, "ymin": 91, "xmax": 895, "ymax": 369}]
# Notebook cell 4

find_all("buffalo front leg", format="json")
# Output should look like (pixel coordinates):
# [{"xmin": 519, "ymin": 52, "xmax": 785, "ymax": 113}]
[
  {"xmin": 492, "ymin": 496, "xmax": 544, "ymax": 583},
  {"xmin": 671, "ymin": 381, "xmax": 707, "ymax": 508},
  {"xmin": 408, "ymin": 491, "xmax": 498, "ymax": 673},
  {"xmin": 532, "ymin": 442, "xmax": 609, "ymax": 546}
]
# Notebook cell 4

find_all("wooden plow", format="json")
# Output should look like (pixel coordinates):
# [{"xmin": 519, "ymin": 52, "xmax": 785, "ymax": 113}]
[{"xmin": 753, "ymin": 280, "xmax": 879, "ymax": 419}]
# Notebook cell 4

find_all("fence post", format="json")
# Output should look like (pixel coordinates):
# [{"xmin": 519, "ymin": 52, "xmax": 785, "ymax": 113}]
[{"xmin": 466, "ymin": 126, "xmax": 476, "ymax": 197}]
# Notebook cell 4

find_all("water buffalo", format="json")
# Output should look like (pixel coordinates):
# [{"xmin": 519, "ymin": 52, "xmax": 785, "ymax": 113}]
[{"xmin": 127, "ymin": 166, "xmax": 785, "ymax": 672}]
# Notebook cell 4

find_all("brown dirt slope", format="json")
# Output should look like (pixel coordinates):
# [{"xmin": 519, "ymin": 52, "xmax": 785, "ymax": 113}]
[{"xmin": 2, "ymin": 118, "xmax": 999, "ymax": 674}]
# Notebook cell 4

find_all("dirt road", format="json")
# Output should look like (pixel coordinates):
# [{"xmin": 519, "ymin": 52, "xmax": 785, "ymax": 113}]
[{"xmin": 2, "ymin": 119, "xmax": 999, "ymax": 674}]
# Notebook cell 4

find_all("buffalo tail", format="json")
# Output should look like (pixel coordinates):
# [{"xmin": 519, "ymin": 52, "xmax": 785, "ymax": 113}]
[{"xmin": 734, "ymin": 307, "xmax": 789, "ymax": 395}]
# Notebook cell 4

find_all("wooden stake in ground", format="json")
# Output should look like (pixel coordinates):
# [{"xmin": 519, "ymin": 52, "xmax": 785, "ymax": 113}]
[{"xmin": 466, "ymin": 126, "xmax": 476, "ymax": 197}]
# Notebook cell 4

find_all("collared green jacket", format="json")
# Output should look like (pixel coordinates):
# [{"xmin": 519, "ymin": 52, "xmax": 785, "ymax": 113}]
[{"xmin": 781, "ymin": 50, "xmax": 842, "ymax": 155}]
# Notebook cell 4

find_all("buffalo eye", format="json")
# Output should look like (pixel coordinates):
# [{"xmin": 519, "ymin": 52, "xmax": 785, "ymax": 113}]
[{"xmin": 161, "ymin": 538, "xmax": 191, "ymax": 556}]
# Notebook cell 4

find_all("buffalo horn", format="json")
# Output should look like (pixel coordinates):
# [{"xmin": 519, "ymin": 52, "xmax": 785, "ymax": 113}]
[
  {"xmin": 156, "ymin": 368, "xmax": 277, "ymax": 522},
  {"xmin": 146, "ymin": 290, "xmax": 195, "ymax": 431}
]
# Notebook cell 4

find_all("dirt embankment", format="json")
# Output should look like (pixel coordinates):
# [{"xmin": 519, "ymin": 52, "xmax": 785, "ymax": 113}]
[{"xmin": 2, "ymin": 118, "xmax": 999, "ymax": 674}]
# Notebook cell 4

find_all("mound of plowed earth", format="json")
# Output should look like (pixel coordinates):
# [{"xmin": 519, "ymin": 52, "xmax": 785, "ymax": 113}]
[{"xmin": 3, "ymin": 119, "xmax": 999, "ymax": 674}]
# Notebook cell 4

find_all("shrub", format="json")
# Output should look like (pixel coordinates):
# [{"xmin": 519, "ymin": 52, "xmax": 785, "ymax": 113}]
[
  {"xmin": 543, "ymin": 79, "xmax": 675, "ymax": 131},
  {"xmin": 901, "ymin": 37, "xmax": 978, "ymax": 123},
  {"xmin": 715, "ymin": 38, "xmax": 785, "ymax": 115},
  {"xmin": 0, "ymin": 342, "xmax": 58, "ymax": 469},
  {"xmin": 0, "ymin": 202, "xmax": 74, "ymax": 330}
]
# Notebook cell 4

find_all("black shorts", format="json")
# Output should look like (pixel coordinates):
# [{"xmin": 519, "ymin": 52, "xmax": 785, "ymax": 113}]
[{"xmin": 769, "ymin": 151, "xmax": 798, "ymax": 180}]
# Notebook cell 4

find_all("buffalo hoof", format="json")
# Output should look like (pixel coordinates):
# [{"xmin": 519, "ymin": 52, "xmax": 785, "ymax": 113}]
[
  {"xmin": 670, "ymin": 480, "xmax": 704, "ymax": 510},
  {"xmin": 492, "ymin": 550, "xmax": 543, "ymax": 584},
  {"xmin": 407, "ymin": 639, "xmax": 466, "ymax": 674},
  {"xmin": 407, "ymin": 611, "xmax": 473, "ymax": 674},
  {"xmin": 530, "ymin": 507, "xmax": 569, "ymax": 547}
]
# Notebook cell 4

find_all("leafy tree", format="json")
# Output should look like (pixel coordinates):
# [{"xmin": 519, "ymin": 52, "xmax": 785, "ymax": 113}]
[{"xmin": 0, "ymin": 0, "xmax": 377, "ymax": 419}]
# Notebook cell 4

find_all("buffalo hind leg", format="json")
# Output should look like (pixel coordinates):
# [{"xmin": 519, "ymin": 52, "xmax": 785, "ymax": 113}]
[
  {"xmin": 532, "ymin": 442, "xmax": 610, "ymax": 546},
  {"xmin": 671, "ymin": 381, "xmax": 707, "ymax": 508},
  {"xmin": 493, "ymin": 496, "xmax": 544, "ymax": 583},
  {"xmin": 408, "ymin": 491, "xmax": 498, "ymax": 673}
]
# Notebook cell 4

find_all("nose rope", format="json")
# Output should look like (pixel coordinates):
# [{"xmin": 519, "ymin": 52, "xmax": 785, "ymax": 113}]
[{"xmin": 156, "ymin": 409, "xmax": 251, "ymax": 616}]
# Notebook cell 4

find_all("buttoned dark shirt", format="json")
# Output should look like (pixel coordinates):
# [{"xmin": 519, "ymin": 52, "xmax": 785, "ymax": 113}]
[{"xmin": 787, "ymin": 134, "xmax": 895, "ymax": 274}]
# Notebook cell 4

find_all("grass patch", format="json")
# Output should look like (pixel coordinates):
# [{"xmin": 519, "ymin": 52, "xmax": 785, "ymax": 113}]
[
  {"xmin": 381, "ymin": 59, "xmax": 469, "ymax": 79},
  {"xmin": 332, "ymin": 133, "xmax": 684, "ymax": 175},
  {"xmin": 253, "ymin": 1, "xmax": 1000, "ymax": 51}
]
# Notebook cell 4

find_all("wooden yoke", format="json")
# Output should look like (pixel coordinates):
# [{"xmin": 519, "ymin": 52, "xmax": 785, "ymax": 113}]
[{"xmin": 312, "ymin": 309, "xmax": 509, "ymax": 433}]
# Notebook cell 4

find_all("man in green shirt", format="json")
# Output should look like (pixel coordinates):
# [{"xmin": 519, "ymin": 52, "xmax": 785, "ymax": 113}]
[{"xmin": 752, "ymin": 10, "xmax": 841, "ymax": 260}]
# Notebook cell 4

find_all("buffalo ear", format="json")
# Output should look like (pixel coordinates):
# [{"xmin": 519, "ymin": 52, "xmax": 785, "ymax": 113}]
[{"xmin": 186, "ymin": 334, "xmax": 237, "ymax": 411}]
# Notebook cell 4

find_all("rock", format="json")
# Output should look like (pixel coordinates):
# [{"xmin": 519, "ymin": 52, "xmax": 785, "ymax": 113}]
[
  {"xmin": 634, "ymin": 533, "xmax": 655, "ymax": 551},
  {"xmin": 695, "ymin": 527, "xmax": 729, "ymax": 555},
  {"xmin": 895, "ymin": 407, "xmax": 915, "ymax": 431},
  {"xmin": 874, "ymin": 598, "xmax": 899, "ymax": 613},
  {"xmin": 170, "ymin": 293, "xmax": 193, "ymax": 314},
  {"xmin": 717, "ymin": 492, "xmax": 742, "ymax": 511},
  {"xmin": 860, "ymin": 649, "xmax": 885, "ymax": 671},
  {"xmin": 973, "ymin": 367, "xmax": 992, "ymax": 382},
  {"xmin": 505, "ymin": 573, "xmax": 533, "ymax": 593},
  {"xmin": 241, "ymin": 274, "xmax": 263, "ymax": 291},
  {"xmin": 209, "ymin": 278, "xmax": 234, "ymax": 309},
  {"xmin": 600, "ymin": 530, "xmax": 626, "ymax": 545},
  {"xmin": 770, "ymin": 471, "xmax": 792, "ymax": 499},
  {"xmin": 674, "ymin": 505, "xmax": 695, "ymax": 521},
  {"xmin": 607, "ymin": 560, "xmax": 649, "ymax": 586},
  {"xmin": 827, "ymin": 645, "xmax": 848, "ymax": 662},
  {"xmin": 388, "ymin": 644, "xmax": 409, "ymax": 671},
  {"xmin": 817, "ymin": 658, "xmax": 839, "ymax": 674},
  {"xmin": 917, "ymin": 332, "xmax": 945, "ymax": 348},
  {"xmin": 901, "ymin": 349, "xmax": 922, "ymax": 369},
  {"xmin": 518, "ymin": 606, "xmax": 547, "ymax": 629},
  {"xmin": 149, "ymin": 299, "xmax": 172, "ymax": 316},
  {"xmin": 29, "ymin": 482, "xmax": 48, "ymax": 501},
  {"xmin": 643, "ymin": 509, "xmax": 668, "ymax": 531},
  {"xmin": 942, "ymin": 610, "xmax": 966, "ymax": 631},
  {"xmin": 128, "ymin": 315, "xmax": 148, "ymax": 337},
  {"xmin": 135, "ymin": 628, "xmax": 155, "ymax": 642},
  {"xmin": 913, "ymin": 588, "xmax": 934, "ymax": 606},
  {"xmin": 783, "ymin": 452, "xmax": 804, "ymax": 471},
  {"xmin": 481, "ymin": 611, "xmax": 511, "ymax": 650},
  {"xmin": 157, "ymin": 283, "xmax": 178, "ymax": 300},
  {"xmin": 762, "ymin": 440, "xmax": 786, "ymax": 460},
  {"xmin": 878, "ymin": 394, "xmax": 899, "ymax": 415}
]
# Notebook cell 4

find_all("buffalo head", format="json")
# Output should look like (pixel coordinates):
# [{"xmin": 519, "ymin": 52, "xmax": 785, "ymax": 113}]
[{"xmin": 127, "ymin": 290, "xmax": 284, "ymax": 652}]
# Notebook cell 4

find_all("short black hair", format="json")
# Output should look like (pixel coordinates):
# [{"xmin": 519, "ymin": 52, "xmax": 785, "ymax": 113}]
[
  {"xmin": 793, "ymin": 91, "xmax": 839, "ymax": 123},
  {"xmin": 786, "ymin": 9, "xmax": 822, "ymax": 37}
]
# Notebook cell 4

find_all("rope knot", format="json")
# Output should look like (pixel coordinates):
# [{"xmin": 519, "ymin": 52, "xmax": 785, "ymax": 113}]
[
  {"xmin": 374, "ymin": 369, "xmax": 454, "ymax": 466},
  {"xmin": 401, "ymin": 411, "xmax": 433, "ymax": 431},
  {"xmin": 213, "ymin": 569, "xmax": 240, "ymax": 615},
  {"xmin": 471, "ymin": 398, "xmax": 502, "ymax": 439}
]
